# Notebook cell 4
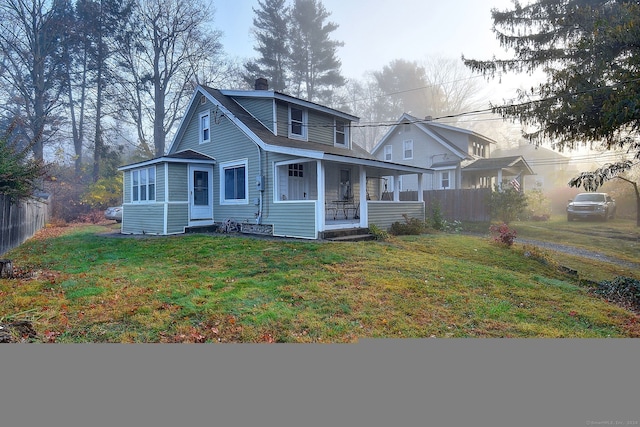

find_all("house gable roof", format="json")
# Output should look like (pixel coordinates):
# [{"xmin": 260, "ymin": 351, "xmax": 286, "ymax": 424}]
[
  {"xmin": 219, "ymin": 89, "xmax": 360, "ymax": 122},
  {"xmin": 167, "ymin": 86, "xmax": 432, "ymax": 175},
  {"xmin": 462, "ymin": 155, "xmax": 535, "ymax": 175},
  {"xmin": 370, "ymin": 113, "xmax": 473, "ymax": 161},
  {"xmin": 118, "ymin": 149, "xmax": 215, "ymax": 171}
]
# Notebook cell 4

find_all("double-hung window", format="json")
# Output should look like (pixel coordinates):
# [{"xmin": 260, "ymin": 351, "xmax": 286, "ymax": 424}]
[
  {"xmin": 200, "ymin": 111, "xmax": 210, "ymax": 144},
  {"xmin": 441, "ymin": 171, "xmax": 450, "ymax": 189},
  {"xmin": 132, "ymin": 167, "xmax": 156, "ymax": 202},
  {"xmin": 335, "ymin": 119, "xmax": 347, "ymax": 146},
  {"xmin": 289, "ymin": 106, "xmax": 307, "ymax": 140},
  {"xmin": 384, "ymin": 145, "xmax": 392, "ymax": 161},
  {"xmin": 220, "ymin": 160, "xmax": 248, "ymax": 205},
  {"xmin": 403, "ymin": 139, "xmax": 413, "ymax": 160}
]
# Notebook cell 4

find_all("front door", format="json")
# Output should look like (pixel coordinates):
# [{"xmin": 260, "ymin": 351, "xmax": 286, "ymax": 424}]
[{"xmin": 189, "ymin": 165, "xmax": 213, "ymax": 220}]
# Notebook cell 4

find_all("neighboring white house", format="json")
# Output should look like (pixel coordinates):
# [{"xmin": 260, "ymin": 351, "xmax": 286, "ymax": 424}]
[{"xmin": 370, "ymin": 113, "xmax": 534, "ymax": 193}]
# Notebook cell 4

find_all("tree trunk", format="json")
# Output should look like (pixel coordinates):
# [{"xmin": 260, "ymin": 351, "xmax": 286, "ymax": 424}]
[{"xmin": 0, "ymin": 259, "xmax": 13, "ymax": 278}]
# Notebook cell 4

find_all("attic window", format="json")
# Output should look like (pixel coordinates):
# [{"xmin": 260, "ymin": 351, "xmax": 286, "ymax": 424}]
[
  {"xmin": 200, "ymin": 95, "xmax": 206, "ymax": 105},
  {"xmin": 199, "ymin": 111, "xmax": 210, "ymax": 144}
]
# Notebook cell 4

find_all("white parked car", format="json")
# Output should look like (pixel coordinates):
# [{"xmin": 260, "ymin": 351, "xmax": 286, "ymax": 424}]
[
  {"xmin": 104, "ymin": 206, "xmax": 122, "ymax": 223},
  {"xmin": 567, "ymin": 193, "xmax": 616, "ymax": 221}
]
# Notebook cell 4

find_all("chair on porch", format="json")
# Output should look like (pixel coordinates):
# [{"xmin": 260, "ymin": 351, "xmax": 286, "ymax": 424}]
[
  {"xmin": 349, "ymin": 201, "xmax": 360, "ymax": 220},
  {"xmin": 326, "ymin": 201, "xmax": 337, "ymax": 220}
]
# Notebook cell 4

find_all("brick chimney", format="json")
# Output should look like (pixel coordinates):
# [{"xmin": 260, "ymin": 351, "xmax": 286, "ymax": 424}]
[{"xmin": 254, "ymin": 78, "xmax": 269, "ymax": 90}]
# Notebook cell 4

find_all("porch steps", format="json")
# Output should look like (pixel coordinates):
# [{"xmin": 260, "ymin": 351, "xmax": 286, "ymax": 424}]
[
  {"xmin": 321, "ymin": 228, "xmax": 376, "ymax": 242},
  {"xmin": 185, "ymin": 224, "xmax": 219, "ymax": 234}
]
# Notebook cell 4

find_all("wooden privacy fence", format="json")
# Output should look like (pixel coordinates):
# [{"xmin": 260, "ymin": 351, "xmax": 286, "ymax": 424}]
[
  {"xmin": 0, "ymin": 194, "xmax": 51, "ymax": 256},
  {"xmin": 400, "ymin": 188, "xmax": 491, "ymax": 222}
]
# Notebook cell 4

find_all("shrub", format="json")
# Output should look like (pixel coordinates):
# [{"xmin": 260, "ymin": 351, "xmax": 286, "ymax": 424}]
[
  {"xmin": 368, "ymin": 224, "xmax": 389, "ymax": 241},
  {"xmin": 77, "ymin": 210, "xmax": 107, "ymax": 224},
  {"xmin": 0, "ymin": 125, "xmax": 47, "ymax": 203},
  {"xmin": 489, "ymin": 223, "xmax": 517, "ymax": 246},
  {"xmin": 390, "ymin": 214, "xmax": 426, "ymax": 236},
  {"xmin": 442, "ymin": 219, "xmax": 463, "ymax": 234},
  {"xmin": 487, "ymin": 185, "xmax": 528, "ymax": 224},
  {"xmin": 525, "ymin": 189, "xmax": 552, "ymax": 221},
  {"xmin": 428, "ymin": 201, "xmax": 445, "ymax": 230},
  {"xmin": 81, "ymin": 175, "xmax": 123, "ymax": 210}
]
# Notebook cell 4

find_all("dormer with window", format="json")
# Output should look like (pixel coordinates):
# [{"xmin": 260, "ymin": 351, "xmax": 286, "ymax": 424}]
[
  {"xmin": 471, "ymin": 140, "xmax": 487, "ymax": 158},
  {"xmin": 288, "ymin": 105, "xmax": 307, "ymax": 140},
  {"xmin": 218, "ymin": 87, "xmax": 358, "ymax": 148},
  {"xmin": 334, "ymin": 119, "xmax": 348, "ymax": 147}
]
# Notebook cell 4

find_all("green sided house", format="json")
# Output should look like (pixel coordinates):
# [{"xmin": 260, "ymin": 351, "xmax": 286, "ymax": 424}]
[{"xmin": 118, "ymin": 79, "xmax": 431, "ymax": 239}]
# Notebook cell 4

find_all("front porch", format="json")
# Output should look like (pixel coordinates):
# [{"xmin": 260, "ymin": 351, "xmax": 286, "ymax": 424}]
[{"xmin": 271, "ymin": 157, "xmax": 430, "ymax": 239}]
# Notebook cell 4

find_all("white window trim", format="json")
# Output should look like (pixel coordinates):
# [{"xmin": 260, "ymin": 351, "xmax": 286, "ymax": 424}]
[
  {"xmin": 403, "ymin": 139, "xmax": 413, "ymax": 160},
  {"xmin": 131, "ymin": 166, "xmax": 156, "ymax": 203},
  {"xmin": 199, "ymin": 110, "xmax": 210, "ymax": 144},
  {"xmin": 273, "ymin": 159, "xmax": 315, "ymax": 203},
  {"xmin": 384, "ymin": 145, "xmax": 392, "ymax": 161},
  {"xmin": 439, "ymin": 170, "xmax": 454, "ymax": 190},
  {"xmin": 334, "ymin": 119, "xmax": 348, "ymax": 147},
  {"xmin": 288, "ymin": 106, "xmax": 308, "ymax": 140},
  {"xmin": 219, "ymin": 159, "xmax": 249, "ymax": 205}
]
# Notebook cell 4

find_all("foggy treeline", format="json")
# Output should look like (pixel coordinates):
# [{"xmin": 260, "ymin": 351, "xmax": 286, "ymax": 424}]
[{"xmin": 0, "ymin": 0, "xmax": 516, "ymax": 186}]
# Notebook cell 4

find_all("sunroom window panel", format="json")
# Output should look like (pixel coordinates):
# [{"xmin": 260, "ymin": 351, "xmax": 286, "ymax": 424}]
[
  {"xmin": 132, "ymin": 170, "xmax": 139, "ymax": 201},
  {"xmin": 148, "ymin": 167, "xmax": 155, "ymax": 201},
  {"xmin": 140, "ymin": 169, "xmax": 147, "ymax": 201}
]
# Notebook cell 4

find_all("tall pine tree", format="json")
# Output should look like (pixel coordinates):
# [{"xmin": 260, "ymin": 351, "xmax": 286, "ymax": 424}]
[
  {"xmin": 245, "ymin": 0, "xmax": 345, "ymax": 103},
  {"xmin": 244, "ymin": 0, "xmax": 290, "ymax": 92},
  {"xmin": 289, "ymin": 0, "xmax": 344, "ymax": 103},
  {"xmin": 463, "ymin": 0, "xmax": 640, "ymax": 226}
]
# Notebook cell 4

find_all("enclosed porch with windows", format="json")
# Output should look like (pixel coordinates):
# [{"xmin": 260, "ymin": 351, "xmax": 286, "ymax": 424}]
[{"xmin": 271, "ymin": 156, "xmax": 431, "ymax": 238}]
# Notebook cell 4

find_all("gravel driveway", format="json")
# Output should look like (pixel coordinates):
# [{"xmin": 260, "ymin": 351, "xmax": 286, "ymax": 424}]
[{"xmin": 515, "ymin": 238, "xmax": 640, "ymax": 271}]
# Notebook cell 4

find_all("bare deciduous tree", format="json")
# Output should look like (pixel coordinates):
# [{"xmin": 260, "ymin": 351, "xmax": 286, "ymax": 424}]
[
  {"xmin": 0, "ymin": 0, "xmax": 70, "ymax": 161},
  {"xmin": 117, "ymin": 0, "xmax": 222, "ymax": 157}
]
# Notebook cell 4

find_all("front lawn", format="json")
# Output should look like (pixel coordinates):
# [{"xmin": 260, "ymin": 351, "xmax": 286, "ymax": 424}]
[{"xmin": 1, "ymin": 222, "xmax": 638, "ymax": 342}]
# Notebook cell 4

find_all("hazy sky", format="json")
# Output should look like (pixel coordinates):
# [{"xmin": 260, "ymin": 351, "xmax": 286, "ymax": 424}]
[{"xmin": 213, "ymin": 0, "xmax": 534, "ymax": 102}]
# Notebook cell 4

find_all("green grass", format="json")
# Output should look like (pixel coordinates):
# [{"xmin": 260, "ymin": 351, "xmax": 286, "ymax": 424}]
[
  {"xmin": 1, "ymin": 222, "xmax": 638, "ymax": 342},
  {"xmin": 464, "ymin": 215, "xmax": 640, "ymax": 282}
]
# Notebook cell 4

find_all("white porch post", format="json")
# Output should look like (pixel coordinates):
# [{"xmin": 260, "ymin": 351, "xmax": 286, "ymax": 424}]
[
  {"xmin": 393, "ymin": 172, "xmax": 400, "ymax": 201},
  {"xmin": 317, "ymin": 160, "xmax": 325, "ymax": 230},
  {"xmin": 497, "ymin": 169, "xmax": 503, "ymax": 191},
  {"xmin": 417, "ymin": 173, "xmax": 424, "ymax": 202},
  {"xmin": 359, "ymin": 165, "xmax": 367, "ymax": 227}
]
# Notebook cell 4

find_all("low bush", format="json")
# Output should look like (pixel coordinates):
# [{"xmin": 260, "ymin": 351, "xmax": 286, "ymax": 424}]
[
  {"xmin": 368, "ymin": 224, "xmax": 389, "ymax": 241},
  {"xmin": 77, "ymin": 210, "xmax": 107, "ymax": 224},
  {"xmin": 489, "ymin": 223, "xmax": 517, "ymax": 246},
  {"xmin": 390, "ymin": 214, "xmax": 426, "ymax": 236}
]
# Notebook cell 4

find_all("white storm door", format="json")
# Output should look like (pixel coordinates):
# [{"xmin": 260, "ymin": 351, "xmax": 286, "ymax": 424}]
[{"xmin": 189, "ymin": 165, "xmax": 213, "ymax": 220}]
